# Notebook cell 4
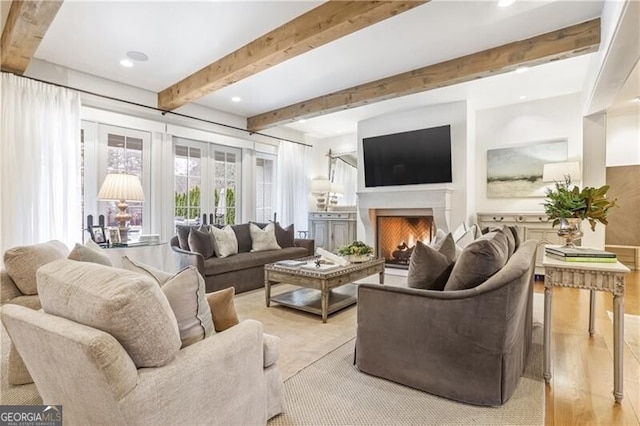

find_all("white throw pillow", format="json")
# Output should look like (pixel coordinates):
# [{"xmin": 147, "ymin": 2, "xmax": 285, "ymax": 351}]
[
  {"xmin": 455, "ymin": 226, "xmax": 477, "ymax": 249},
  {"xmin": 210, "ymin": 225, "xmax": 239, "ymax": 258},
  {"xmin": 68, "ymin": 239, "xmax": 113, "ymax": 266},
  {"xmin": 429, "ymin": 229, "xmax": 448, "ymax": 251},
  {"xmin": 250, "ymin": 222, "xmax": 281, "ymax": 252}
]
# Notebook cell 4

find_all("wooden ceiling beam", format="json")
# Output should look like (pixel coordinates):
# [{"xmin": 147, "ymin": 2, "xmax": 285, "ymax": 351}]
[
  {"xmin": 1, "ymin": 0, "xmax": 64, "ymax": 74},
  {"xmin": 157, "ymin": 0, "xmax": 428, "ymax": 111},
  {"xmin": 247, "ymin": 18, "xmax": 601, "ymax": 132}
]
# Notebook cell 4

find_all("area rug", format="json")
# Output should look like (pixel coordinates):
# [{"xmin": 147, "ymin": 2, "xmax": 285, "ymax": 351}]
[
  {"xmin": 269, "ymin": 324, "xmax": 545, "ymax": 426},
  {"xmin": 607, "ymin": 310, "xmax": 640, "ymax": 363}
]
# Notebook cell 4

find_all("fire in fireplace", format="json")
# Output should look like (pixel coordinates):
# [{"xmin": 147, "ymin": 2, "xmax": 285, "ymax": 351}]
[{"xmin": 376, "ymin": 216, "xmax": 434, "ymax": 269}]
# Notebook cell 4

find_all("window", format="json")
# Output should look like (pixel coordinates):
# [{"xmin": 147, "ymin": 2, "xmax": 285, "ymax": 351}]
[
  {"xmin": 105, "ymin": 133, "xmax": 144, "ymax": 227},
  {"xmin": 174, "ymin": 145, "xmax": 202, "ymax": 224},
  {"xmin": 255, "ymin": 154, "xmax": 275, "ymax": 222},
  {"xmin": 214, "ymin": 150, "xmax": 238, "ymax": 225},
  {"xmin": 173, "ymin": 138, "xmax": 240, "ymax": 227}
]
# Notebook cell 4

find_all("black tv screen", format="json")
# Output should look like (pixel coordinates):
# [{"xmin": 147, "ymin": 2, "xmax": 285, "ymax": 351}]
[{"xmin": 363, "ymin": 125, "xmax": 452, "ymax": 187}]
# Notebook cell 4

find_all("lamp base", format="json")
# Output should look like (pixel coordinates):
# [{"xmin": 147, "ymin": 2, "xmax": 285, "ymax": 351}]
[{"xmin": 118, "ymin": 227, "xmax": 129, "ymax": 242}]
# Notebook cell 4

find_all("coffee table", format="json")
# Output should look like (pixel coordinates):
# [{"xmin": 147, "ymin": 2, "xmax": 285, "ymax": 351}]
[{"xmin": 264, "ymin": 257, "xmax": 385, "ymax": 323}]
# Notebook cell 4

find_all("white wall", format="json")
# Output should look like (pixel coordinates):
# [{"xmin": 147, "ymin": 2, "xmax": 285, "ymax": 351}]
[
  {"xmin": 606, "ymin": 105, "xmax": 640, "ymax": 166},
  {"xmin": 357, "ymin": 101, "xmax": 470, "ymax": 229},
  {"xmin": 475, "ymin": 93, "xmax": 583, "ymax": 213}
]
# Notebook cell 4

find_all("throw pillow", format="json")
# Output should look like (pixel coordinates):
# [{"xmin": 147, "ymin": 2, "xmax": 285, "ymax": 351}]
[
  {"xmin": 210, "ymin": 225, "xmax": 239, "ymax": 258},
  {"xmin": 437, "ymin": 233, "xmax": 457, "ymax": 262},
  {"xmin": 68, "ymin": 239, "xmax": 113, "ymax": 266},
  {"xmin": 231, "ymin": 223, "xmax": 252, "ymax": 253},
  {"xmin": 176, "ymin": 224, "xmax": 195, "ymax": 251},
  {"xmin": 4, "ymin": 240, "xmax": 70, "ymax": 295},
  {"xmin": 188, "ymin": 226, "xmax": 215, "ymax": 259},
  {"xmin": 429, "ymin": 229, "xmax": 448, "ymax": 250},
  {"xmin": 206, "ymin": 287, "xmax": 240, "ymax": 332},
  {"xmin": 275, "ymin": 223, "xmax": 295, "ymax": 248},
  {"xmin": 250, "ymin": 222, "xmax": 281, "ymax": 252},
  {"xmin": 455, "ymin": 226, "xmax": 477, "ymax": 249},
  {"xmin": 122, "ymin": 257, "xmax": 214, "ymax": 348},
  {"xmin": 444, "ymin": 231, "xmax": 510, "ymax": 291},
  {"xmin": 37, "ymin": 259, "xmax": 181, "ymax": 368},
  {"xmin": 407, "ymin": 241, "xmax": 455, "ymax": 291}
]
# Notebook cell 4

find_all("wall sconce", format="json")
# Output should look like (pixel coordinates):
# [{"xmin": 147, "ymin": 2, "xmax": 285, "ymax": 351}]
[
  {"xmin": 97, "ymin": 172, "xmax": 145, "ymax": 242},
  {"xmin": 311, "ymin": 179, "xmax": 331, "ymax": 211},
  {"xmin": 542, "ymin": 161, "xmax": 582, "ymax": 183}
]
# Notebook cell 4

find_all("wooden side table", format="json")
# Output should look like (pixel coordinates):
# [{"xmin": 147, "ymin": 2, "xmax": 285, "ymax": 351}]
[{"xmin": 543, "ymin": 252, "xmax": 630, "ymax": 403}]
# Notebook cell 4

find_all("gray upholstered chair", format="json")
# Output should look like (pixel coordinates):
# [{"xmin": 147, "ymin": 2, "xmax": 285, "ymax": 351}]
[{"xmin": 355, "ymin": 239, "xmax": 537, "ymax": 406}]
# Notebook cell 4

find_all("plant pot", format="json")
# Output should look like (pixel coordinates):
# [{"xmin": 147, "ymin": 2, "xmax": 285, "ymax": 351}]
[
  {"xmin": 557, "ymin": 217, "xmax": 583, "ymax": 248},
  {"xmin": 347, "ymin": 254, "xmax": 371, "ymax": 263}
]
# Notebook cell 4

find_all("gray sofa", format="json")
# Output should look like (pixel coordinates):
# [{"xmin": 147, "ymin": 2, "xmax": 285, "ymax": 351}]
[
  {"xmin": 170, "ymin": 223, "xmax": 314, "ymax": 294},
  {"xmin": 355, "ymin": 235, "xmax": 537, "ymax": 406}
]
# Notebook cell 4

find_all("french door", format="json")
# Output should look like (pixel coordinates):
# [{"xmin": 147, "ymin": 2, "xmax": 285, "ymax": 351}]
[{"xmin": 173, "ymin": 137, "xmax": 240, "ymax": 227}]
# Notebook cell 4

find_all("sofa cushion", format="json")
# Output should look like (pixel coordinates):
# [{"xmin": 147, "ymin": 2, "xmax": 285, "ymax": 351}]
[
  {"xmin": 429, "ymin": 229, "xmax": 448, "ymax": 250},
  {"xmin": 407, "ymin": 240, "xmax": 455, "ymax": 291},
  {"xmin": 4, "ymin": 240, "xmax": 69, "ymax": 295},
  {"xmin": 189, "ymin": 226, "xmax": 215, "ymax": 259},
  {"xmin": 122, "ymin": 257, "xmax": 214, "ymax": 348},
  {"xmin": 250, "ymin": 223, "xmax": 281, "ymax": 252},
  {"xmin": 203, "ymin": 247, "xmax": 309, "ymax": 276},
  {"xmin": 205, "ymin": 287, "xmax": 239, "ymax": 332},
  {"xmin": 444, "ymin": 231, "xmax": 510, "ymax": 291},
  {"xmin": 211, "ymin": 225, "xmax": 239, "ymax": 258},
  {"xmin": 37, "ymin": 259, "xmax": 181, "ymax": 367},
  {"xmin": 68, "ymin": 239, "xmax": 113, "ymax": 266}
]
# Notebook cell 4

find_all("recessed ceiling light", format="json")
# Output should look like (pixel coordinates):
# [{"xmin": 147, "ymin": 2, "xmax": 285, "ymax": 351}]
[
  {"xmin": 231, "ymin": 96, "xmax": 241, "ymax": 102},
  {"xmin": 515, "ymin": 66, "xmax": 529, "ymax": 74},
  {"xmin": 498, "ymin": 0, "xmax": 515, "ymax": 7},
  {"xmin": 120, "ymin": 59, "xmax": 134, "ymax": 68},
  {"xmin": 126, "ymin": 51, "xmax": 148, "ymax": 62},
  {"xmin": 520, "ymin": 95, "xmax": 527, "ymax": 100}
]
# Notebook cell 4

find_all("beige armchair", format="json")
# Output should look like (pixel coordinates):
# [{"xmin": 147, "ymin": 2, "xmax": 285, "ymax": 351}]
[
  {"xmin": 1, "ymin": 258, "xmax": 284, "ymax": 424},
  {"xmin": 1, "ymin": 240, "xmax": 69, "ymax": 385}
]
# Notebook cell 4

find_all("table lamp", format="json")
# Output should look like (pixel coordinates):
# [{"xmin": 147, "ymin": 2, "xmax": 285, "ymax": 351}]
[
  {"xmin": 97, "ymin": 173, "xmax": 145, "ymax": 242},
  {"xmin": 310, "ymin": 179, "xmax": 331, "ymax": 211}
]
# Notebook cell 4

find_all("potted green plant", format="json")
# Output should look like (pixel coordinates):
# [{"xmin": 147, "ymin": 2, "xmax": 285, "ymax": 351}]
[
  {"xmin": 542, "ymin": 176, "xmax": 617, "ymax": 247},
  {"xmin": 337, "ymin": 240, "xmax": 374, "ymax": 263}
]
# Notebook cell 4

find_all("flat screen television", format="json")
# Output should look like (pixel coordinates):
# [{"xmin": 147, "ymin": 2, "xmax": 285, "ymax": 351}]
[{"xmin": 363, "ymin": 125, "xmax": 452, "ymax": 187}]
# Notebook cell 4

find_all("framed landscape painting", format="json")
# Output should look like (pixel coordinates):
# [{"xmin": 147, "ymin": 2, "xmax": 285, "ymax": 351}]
[{"xmin": 486, "ymin": 140, "xmax": 568, "ymax": 198}]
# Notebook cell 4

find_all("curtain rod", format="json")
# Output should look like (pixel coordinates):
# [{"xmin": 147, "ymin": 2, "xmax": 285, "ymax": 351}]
[{"xmin": 3, "ymin": 71, "xmax": 312, "ymax": 148}]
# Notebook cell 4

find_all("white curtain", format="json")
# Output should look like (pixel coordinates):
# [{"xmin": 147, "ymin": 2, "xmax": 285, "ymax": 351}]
[
  {"xmin": 276, "ymin": 141, "xmax": 311, "ymax": 233},
  {"xmin": 1, "ymin": 73, "xmax": 82, "ymax": 255},
  {"xmin": 333, "ymin": 159, "xmax": 357, "ymax": 206}
]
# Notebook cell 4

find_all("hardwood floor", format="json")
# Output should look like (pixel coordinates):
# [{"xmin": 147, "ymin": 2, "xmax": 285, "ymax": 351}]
[{"xmin": 538, "ymin": 269, "xmax": 640, "ymax": 425}]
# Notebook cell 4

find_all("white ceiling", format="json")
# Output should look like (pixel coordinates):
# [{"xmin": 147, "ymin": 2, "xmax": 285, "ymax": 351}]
[{"xmin": 4, "ymin": 0, "xmax": 637, "ymax": 139}]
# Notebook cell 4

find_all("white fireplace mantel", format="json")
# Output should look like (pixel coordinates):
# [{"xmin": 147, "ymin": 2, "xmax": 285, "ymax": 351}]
[{"xmin": 357, "ymin": 186, "xmax": 453, "ymax": 247}]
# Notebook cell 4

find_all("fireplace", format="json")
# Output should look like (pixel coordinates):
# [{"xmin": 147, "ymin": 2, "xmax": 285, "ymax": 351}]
[{"xmin": 376, "ymin": 215, "xmax": 434, "ymax": 269}]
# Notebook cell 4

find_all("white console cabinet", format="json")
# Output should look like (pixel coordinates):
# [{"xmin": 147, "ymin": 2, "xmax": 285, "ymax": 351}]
[
  {"xmin": 477, "ymin": 212, "xmax": 565, "ymax": 275},
  {"xmin": 309, "ymin": 211, "xmax": 357, "ymax": 253}
]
